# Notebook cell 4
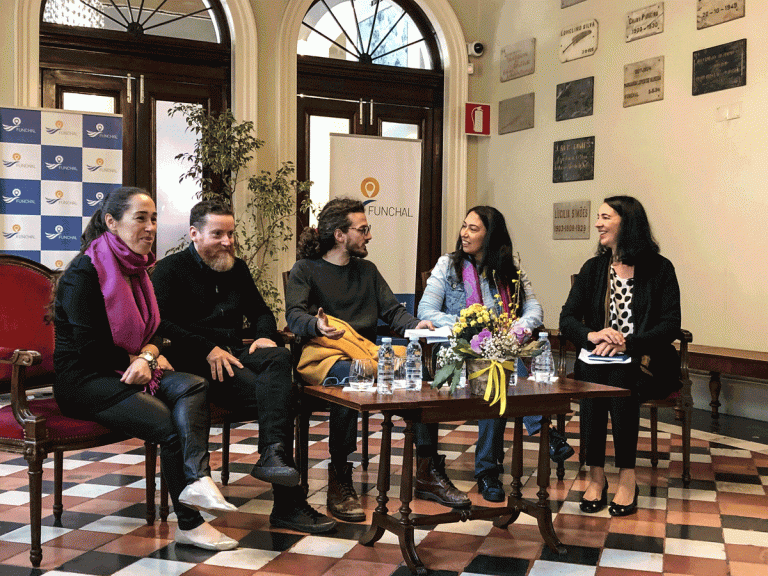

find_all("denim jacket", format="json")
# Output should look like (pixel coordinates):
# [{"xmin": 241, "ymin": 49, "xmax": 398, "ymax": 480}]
[{"xmin": 417, "ymin": 254, "xmax": 543, "ymax": 331}]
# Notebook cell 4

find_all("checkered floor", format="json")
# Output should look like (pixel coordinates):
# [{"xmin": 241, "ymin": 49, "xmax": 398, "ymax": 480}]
[{"xmin": 1, "ymin": 394, "xmax": 768, "ymax": 576}]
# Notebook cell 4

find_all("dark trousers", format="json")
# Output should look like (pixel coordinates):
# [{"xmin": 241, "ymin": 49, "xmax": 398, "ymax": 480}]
[
  {"xmin": 326, "ymin": 360, "xmax": 437, "ymax": 460},
  {"xmin": 91, "ymin": 371, "xmax": 209, "ymax": 531},
  {"xmin": 576, "ymin": 360, "xmax": 640, "ymax": 470},
  {"xmin": 179, "ymin": 346, "xmax": 294, "ymax": 455}
]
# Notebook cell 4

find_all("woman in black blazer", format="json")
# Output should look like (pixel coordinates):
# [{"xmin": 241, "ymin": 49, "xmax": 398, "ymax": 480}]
[{"xmin": 560, "ymin": 196, "xmax": 681, "ymax": 517}]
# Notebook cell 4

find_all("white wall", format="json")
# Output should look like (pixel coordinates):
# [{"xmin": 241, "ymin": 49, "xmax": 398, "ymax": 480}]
[{"xmin": 471, "ymin": 0, "xmax": 767, "ymax": 356}]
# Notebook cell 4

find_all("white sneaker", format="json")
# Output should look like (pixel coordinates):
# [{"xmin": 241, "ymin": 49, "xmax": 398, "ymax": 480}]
[
  {"xmin": 178, "ymin": 476, "xmax": 237, "ymax": 513},
  {"xmin": 175, "ymin": 522, "xmax": 238, "ymax": 551}
]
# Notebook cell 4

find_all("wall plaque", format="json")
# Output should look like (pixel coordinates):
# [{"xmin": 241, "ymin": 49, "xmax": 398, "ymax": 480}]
[
  {"xmin": 553, "ymin": 136, "xmax": 594, "ymax": 183},
  {"xmin": 562, "ymin": 0, "xmax": 587, "ymax": 7},
  {"xmin": 697, "ymin": 0, "xmax": 745, "ymax": 30},
  {"xmin": 556, "ymin": 76, "xmax": 594, "ymax": 121},
  {"xmin": 559, "ymin": 20, "xmax": 598, "ymax": 63},
  {"xmin": 626, "ymin": 2, "xmax": 664, "ymax": 42},
  {"xmin": 693, "ymin": 39, "xmax": 747, "ymax": 96},
  {"xmin": 500, "ymin": 38, "xmax": 536, "ymax": 82},
  {"xmin": 624, "ymin": 56, "xmax": 664, "ymax": 107},
  {"xmin": 553, "ymin": 200, "xmax": 591, "ymax": 240},
  {"xmin": 499, "ymin": 93, "xmax": 535, "ymax": 135}
]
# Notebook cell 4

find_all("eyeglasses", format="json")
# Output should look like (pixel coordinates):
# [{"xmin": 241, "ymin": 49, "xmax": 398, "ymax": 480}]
[
  {"xmin": 348, "ymin": 225, "xmax": 371, "ymax": 235},
  {"xmin": 322, "ymin": 376, "xmax": 350, "ymax": 387}
]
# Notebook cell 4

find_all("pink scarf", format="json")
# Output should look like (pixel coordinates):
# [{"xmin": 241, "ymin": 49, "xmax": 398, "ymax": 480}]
[
  {"xmin": 86, "ymin": 233, "xmax": 162, "ymax": 392},
  {"xmin": 461, "ymin": 258, "xmax": 513, "ymax": 314}
]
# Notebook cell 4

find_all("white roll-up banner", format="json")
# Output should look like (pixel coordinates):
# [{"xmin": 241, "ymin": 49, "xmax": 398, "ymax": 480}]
[{"xmin": 329, "ymin": 133, "xmax": 422, "ymax": 313}]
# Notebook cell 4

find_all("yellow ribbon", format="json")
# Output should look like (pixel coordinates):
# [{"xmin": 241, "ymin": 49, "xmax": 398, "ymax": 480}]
[{"xmin": 468, "ymin": 359, "xmax": 517, "ymax": 416}]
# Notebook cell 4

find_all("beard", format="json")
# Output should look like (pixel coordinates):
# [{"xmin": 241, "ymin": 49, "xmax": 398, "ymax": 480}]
[
  {"xmin": 345, "ymin": 238, "xmax": 368, "ymax": 258},
  {"xmin": 200, "ymin": 248, "xmax": 236, "ymax": 272}
]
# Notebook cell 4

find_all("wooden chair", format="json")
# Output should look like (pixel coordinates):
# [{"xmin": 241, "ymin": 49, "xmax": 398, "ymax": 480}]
[
  {"xmin": 558, "ymin": 274, "xmax": 694, "ymax": 486},
  {"xmin": 0, "ymin": 255, "xmax": 159, "ymax": 566},
  {"xmin": 281, "ymin": 271, "xmax": 370, "ymax": 494}
]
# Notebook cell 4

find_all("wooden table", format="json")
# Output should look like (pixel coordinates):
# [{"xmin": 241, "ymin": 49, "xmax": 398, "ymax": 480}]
[{"xmin": 305, "ymin": 378, "xmax": 629, "ymax": 575}]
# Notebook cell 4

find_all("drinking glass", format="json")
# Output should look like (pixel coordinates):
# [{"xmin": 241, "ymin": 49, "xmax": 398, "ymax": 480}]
[
  {"xmin": 392, "ymin": 354, "xmax": 407, "ymax": 389},
  {"xmin": 349, "ymin": 358, "xmax": 375, "ymax": 391}
]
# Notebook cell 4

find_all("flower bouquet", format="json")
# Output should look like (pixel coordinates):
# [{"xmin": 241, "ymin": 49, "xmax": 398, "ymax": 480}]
[{"xmin": 432, "ymin": 298, "xmax": 542, "ymax": 416}]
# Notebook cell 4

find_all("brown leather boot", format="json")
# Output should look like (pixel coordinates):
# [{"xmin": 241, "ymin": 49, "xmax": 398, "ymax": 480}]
[
  {"xmin": 415, "ymin": 454, "xmax": 471, "ymax": 508},
  {"xmin": 327, "ymin": 462, "xmax": 365, "ymax": 522}
]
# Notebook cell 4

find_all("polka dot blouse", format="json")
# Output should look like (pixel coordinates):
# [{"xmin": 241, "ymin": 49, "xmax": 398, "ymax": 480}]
[{"xmin": 609, "ymin": 265, "xmax": 634, "ymax": 336}]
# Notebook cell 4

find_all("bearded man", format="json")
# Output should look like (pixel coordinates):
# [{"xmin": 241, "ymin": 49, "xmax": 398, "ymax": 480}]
[{"xmin": 151, "ymin": 200, "xmax": 336, "ymax": 534}]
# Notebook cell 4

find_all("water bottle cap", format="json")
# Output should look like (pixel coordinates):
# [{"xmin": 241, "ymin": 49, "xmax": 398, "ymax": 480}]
[
  {"xmin": 409, "ymin": 335, "xmax": 419, "ymax": 341},
  {"xmin": 382, "ymin": 337, "xmax": 392, "ymax": 343},
  {"xmin": 539, "ymin": 332, "xmax": 548, "ymax": 338}
]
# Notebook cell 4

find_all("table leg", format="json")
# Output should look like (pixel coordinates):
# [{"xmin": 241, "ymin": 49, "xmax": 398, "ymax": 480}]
[
  {"xmin": 494, "ymin": 416, "xmax": 523, "ymax": 528},
  {"xmin": 360, "ymin": 412, "xmax": 392, "ymax": 547},
  {"xmin": 535, "ymin": 417, "xmax": 566, "ymax": 555},
  {"xmin": 397, "ymin": 419, "xmax": 425, "ymax": 575},
  {"xmin": 709, "ymin": 371, "xmax": 721, "ymax": 420}
]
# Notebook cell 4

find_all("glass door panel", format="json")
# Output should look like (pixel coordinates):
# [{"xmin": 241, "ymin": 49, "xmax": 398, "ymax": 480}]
[
  {"xmin": 154, "ymin": 100, "xmax": 200, "ymax": 256},
  {"xmin": 61, "ymin": 92, "xmax": 116, "ymax": 114},
  {"xmin": 308, "ymin": 115, "xmax": 351, "ymax": 227},
  {"xmin": 381, "ymin": 121, "xmax": 418, "ymax": 140}
]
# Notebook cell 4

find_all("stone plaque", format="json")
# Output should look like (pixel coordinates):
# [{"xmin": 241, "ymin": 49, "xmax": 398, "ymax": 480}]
[
  {"xmin": 556, "ymin": 77, "xmax": 594, "ymax": 121},
  {"xmin": 626, "ymin": 2, "xmax": 664, "ymax": 42},
  {"xmin": 562, "ymin": 0, "xmax": 587, "ymax": 7},
  {"xmin": 499, "ymin": 93, "xmax": 535, "ymax": 135},
  {"xmin": 624, "ymin": 56, "xmax": 664, "ymax": 107},
  {"xmin": 553, "ymin": 200, "xmax": 591, "ymax": 240},
  {"xmin": 500, "ymin": 38, "xmax": 535, "ymax": 82},
  {"xmin": 693, "ymin": 39, "xmax": 747, "ymax": 96},
  {"xmin": 697, "ymin": 0, "xmax": 745, "ymax": 30},
  {"xmin": 559, "ymin": 20, "xmax": 598, "ymax": 63},
  {"xmin": 553, "ymin": 136, "xmax": 594, "ymax": 183}
]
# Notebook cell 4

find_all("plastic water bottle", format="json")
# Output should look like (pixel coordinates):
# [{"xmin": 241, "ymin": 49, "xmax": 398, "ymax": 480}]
[
  {"xmin": 533, "ymin": 332, "xmax": 555, "ymax": 384},
  {"xmin": 377, "ymin": 337, "xmax": 395, "ymax": 395},
  {"xmin": 405, "ymin": 337, "xmax": 423, "ymax": 391}
]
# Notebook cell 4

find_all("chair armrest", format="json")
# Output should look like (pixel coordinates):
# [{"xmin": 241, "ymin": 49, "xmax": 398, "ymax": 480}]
[
  {"xmin": 0, "ymin": 347, "xmax": 42, "ymax": 366},
  {"xmin": 0, "ymin": 347, "xmax": 44, "ymax": 430}
]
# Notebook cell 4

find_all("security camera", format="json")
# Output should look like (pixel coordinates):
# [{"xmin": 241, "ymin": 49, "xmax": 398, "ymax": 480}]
[{"xmin": 467, "ymin": 41, "xmax": 484, "ymax": 57}]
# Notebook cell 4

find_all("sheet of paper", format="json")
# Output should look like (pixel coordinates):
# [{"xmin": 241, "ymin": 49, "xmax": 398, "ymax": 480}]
[{"xmin": 404, "ymin": 326, "xmax": 452, "ymax": 343}]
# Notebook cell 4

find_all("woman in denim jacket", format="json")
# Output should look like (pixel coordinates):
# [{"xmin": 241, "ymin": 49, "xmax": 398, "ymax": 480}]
[{"xmin": 418, "ymin": 206, "xmax": 573, "ymax": 502}]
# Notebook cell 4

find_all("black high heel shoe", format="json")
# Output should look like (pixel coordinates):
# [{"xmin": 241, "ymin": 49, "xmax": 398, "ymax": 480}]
[
  {"xmin": 579, "ymin": 479, "xmax": 608, "ymax": 513},
  {"xmin": 609, "ymin": 484, "xmax": 639, "ymax": 517}
]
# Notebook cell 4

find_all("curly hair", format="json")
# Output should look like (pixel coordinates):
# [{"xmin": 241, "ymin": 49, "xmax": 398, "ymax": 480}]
[
  {"xmin": 297, "ymin": 197, "xmax": 365, "ymax": 259},
  {"xmin": 597, "ymin": 195, "xmax": 659, "ymax": 265}
]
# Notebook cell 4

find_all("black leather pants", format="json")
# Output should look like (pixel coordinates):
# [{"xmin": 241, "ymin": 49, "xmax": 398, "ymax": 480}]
[{"xmin": 92, "ymin": 371, "xmax": 210, "ymax": 531}]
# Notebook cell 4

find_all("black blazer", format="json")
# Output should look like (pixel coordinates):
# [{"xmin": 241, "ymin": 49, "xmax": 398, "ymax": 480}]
[{"xmin": 559, "ymin": 252, "xmax": 682, "ymax": 399}]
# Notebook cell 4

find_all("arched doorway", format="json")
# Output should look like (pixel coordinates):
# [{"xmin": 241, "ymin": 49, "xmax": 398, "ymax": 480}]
[
  {"xmin": 296, "ymin": 0, "xmax": 447, "ymax": 295},
  {"xmin": 37, "ymin": 0, "xmax": 231, "ymax": 253}
]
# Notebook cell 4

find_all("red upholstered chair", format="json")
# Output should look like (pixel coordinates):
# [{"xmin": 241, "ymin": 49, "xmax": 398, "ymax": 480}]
[{"xmin": 0, "ymin": 255, "xmax": 159, "ymax": 567}]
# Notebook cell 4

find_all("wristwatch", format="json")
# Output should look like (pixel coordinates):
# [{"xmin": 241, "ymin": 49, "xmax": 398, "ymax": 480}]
[{"xmin": 138, "ymin": 351, "xmax": 158, "ymax": 371}]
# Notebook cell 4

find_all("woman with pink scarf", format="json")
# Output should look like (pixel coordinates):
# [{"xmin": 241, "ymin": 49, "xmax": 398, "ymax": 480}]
[
  {"xmin": 53, "ymin": 187, "xmax": 238, "ymax": 551},
  {"xmin": 418, "ymin": 206, "xmax": 573, "ymax": 503}
]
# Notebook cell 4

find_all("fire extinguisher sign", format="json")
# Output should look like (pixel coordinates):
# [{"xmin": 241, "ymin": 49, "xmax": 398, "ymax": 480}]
[{"xmin": 465, "ymin": 102, "xmax": 491, "ymax": 136}]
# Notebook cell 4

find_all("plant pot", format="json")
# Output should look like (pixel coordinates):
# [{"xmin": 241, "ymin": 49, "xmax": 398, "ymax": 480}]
[{"xmin": 466, "ymin": 358, "xmax": 516, "ymax": 397}]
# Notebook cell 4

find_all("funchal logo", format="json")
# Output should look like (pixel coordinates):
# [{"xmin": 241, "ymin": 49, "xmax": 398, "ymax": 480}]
[
  {"xmin": 3, "ymin": 188, "xmax": 35, "ymax": 205},
  {"xmin": 45, "ymin": 154, "xmax": 77, "ymax": 171},
  {"xmin": 2, "ymin": 152, "xmax": 22, "ymax": 168},
  {"xmin": 45, "ymin": 120, "xmax": 65, "ymax": 135},
  {"xmin": 3, "ymin": 223, "xmax": 35, "ymax": 240},
  {"xmin": 360, "ymin": 177, "xmax": 380, "ymax": 198},
  {"xmin": 2, "ymin": 117, "xmax": 36, "ymax": 134},
  {"xmin": 45, "ymin": 223, "xmax": 77, "ymax": 241},
  {"xmin": 46, "ymin": 190, "xmax": 73, "ymax": 205},
  {"xmin": 55, "ymin": 260, "xmax": 64, "ymax": 269},
  {"xmin": 87, "ymin": 158, "xmax": 105, "ymax": 172},
  {"xmin": 86, "ymin": 123, "xmax": 117, "ymax": 140},
  {"xmin": 86, "ymin": 191, "xmax": 105, "ymax": 207}
]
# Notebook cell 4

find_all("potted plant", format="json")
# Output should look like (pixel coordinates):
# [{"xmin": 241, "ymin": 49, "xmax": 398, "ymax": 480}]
[{"xmin": 169, "ymin": 104, "xmax": 312, "ymax": 315}]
